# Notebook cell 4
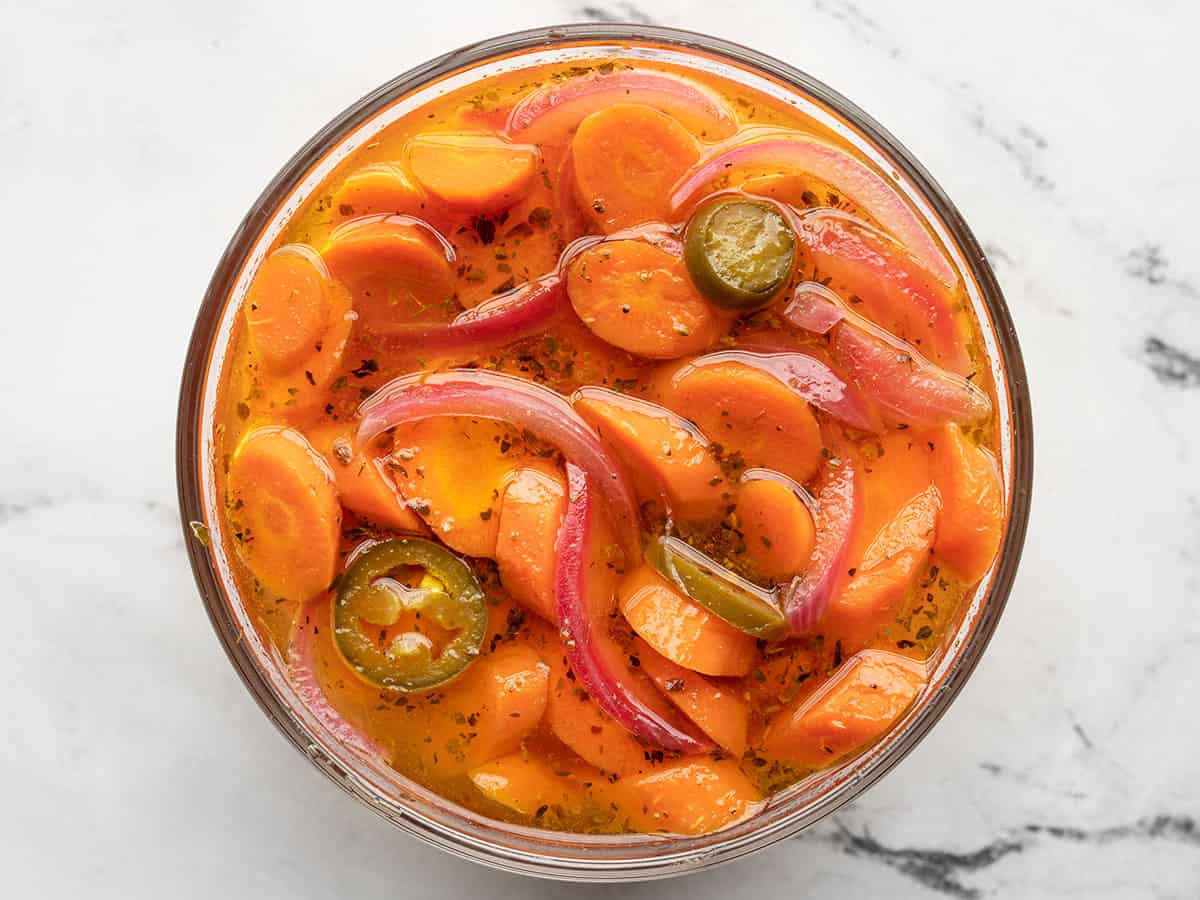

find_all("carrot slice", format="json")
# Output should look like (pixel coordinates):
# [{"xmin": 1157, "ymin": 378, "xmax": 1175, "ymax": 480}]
[
  {"xmin": 470, "ymin": 750, "xmax": 598, "ymax": 818},
  {"xmin": 619, "ymin": 566, "xmax": 756, "ymax": 677},
  {"xmin": 573, "ymin": 387, "xmax": 726, "ymax": 522},
  {"xmin": 495, "ymin": 462, "xmax": 567, "ymax": 623},
  {"xmin": 321, "ymin": 215, "xmax": 456, "ymax": 334},
  {"xmin": 415, "ymin": 642, "xmax": 549, "ymax": 775},
  {"xmin": 243, "ymin": 244, "xmax": 336, "ymax": 374},
  {"xmin": 571, "ymin": 104, "xmax": 700, "ymax": 233},
  {"xmin": 657, "ymin": 359, "xmax": 823, "ymax": 484},
  {"xmin": 614, "ymin": 758, "xmax": 761, "ymax": 835},
  {"xmin": 931, "ymin": 423, "xmax": 1004, "ymax": 584},
  {"xmin": 543, "ymin": 640, "xmax": 657, "ymax": 777},
  {"xmin": 387, "ymin": 416, "xmax": 524, "ymax": 557},
  {"xmin": 634, "ymin": 638, "xmax": 749, "ymax": 757},
  {"xmin": 736, "ymin": 473, "xmax": 816, "ymax": 582},
  {"xmin": 826, "ymin": 485, "xmax": 940, "ymax": 653},
  {"xmin": 226, "ymin": 427, "xmax": 341, "ymax": 601},
  {"xmin": 408, "ymin": 132, "xmax": 540, "ymax": 212},
  {"xmin": 566, "ymin": 240, "xmax": 719, "ymax": 359},
  {"xmin": 329, "ymin": 163, "xmax": 426, "ymax": 224},
  {"xmin": 853, "ymin": 430, "xmax": 936, "ymax": 551},
  {"xmin": 455, "ymin": 643, "xmax": 550, "ymax": 767},
  {"xmin": 304, "ymin": 423, "xmax": 424, "ymax": 531},
  {"xmin": 762, "ymin": 650, "xmax": 925, "ymax": 767}
]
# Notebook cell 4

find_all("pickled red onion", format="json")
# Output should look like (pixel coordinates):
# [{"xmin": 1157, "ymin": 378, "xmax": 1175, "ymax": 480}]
[
  {"xmin": 376, "ymin": 276, "xmax": 568, "ymax": 350},
  {"xmin": 782, "ymin": 281, "xmax": 848, "ymax": 335},
  {"xmin": 783, "ymin": 457, "xmax": 861, "ymax": 634},
  {"xmin": 554, "ymin": 463, "xmax": 709, "ymax": 753}
]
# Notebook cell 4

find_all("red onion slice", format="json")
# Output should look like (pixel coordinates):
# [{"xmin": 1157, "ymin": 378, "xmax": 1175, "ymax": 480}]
[
  {"xmin": 555, "ymin": 463, "xmax": 709, "ymax": 753},
  {"xmin": 830, "ymin": 323, "xmax": 991, "ymax": 427},
  {"xmin": 782, "ymin": 281, "xmax": 849, "ymax": 335},
  {"xmin": 375, "ymin": 275, "xmax": 568, "ymax": 350},
  {"xmin": 355, "ymin": 370, "xmax": 641, "ymax": 561},
  {"xmin": 669, "ymin": 135, "xmax": 955, "ymax": 286},
  {"xmin": 287, "ymin": 601, "xmax": 385, "ymax": 758},
  {"xmin": 783, "ymin": 457, "xmax": 862, "ymax": 633}
]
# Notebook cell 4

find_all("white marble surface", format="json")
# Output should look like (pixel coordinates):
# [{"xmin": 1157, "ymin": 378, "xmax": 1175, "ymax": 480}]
[{"xmin": 3, "ymin": 0, "xmax": 1198, "ymax": 896}]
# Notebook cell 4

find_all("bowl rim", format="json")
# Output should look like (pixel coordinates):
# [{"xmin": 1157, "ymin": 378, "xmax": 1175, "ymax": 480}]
[{"xmin": 176, "ymin": 22, "xmax": 1033, "ymax": 881}]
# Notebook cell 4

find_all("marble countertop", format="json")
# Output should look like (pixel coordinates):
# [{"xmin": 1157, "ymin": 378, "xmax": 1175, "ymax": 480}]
[{"xmin": 3, "ymin": 0, "xmax": 1197, "ymax": 896}]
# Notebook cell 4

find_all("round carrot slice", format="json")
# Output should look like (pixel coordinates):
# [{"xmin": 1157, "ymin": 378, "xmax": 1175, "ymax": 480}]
[
  {"xmin": 614, "ymin": 757, "xmax": 760, "ymax": 835},
  {"xmin": 931, "ymin": 423, "xmax": 1004, "ymax": 584},
  {"xmin": 330, "ymin": 163, "xmax": 426, "ymax": 224},
  {"xmin": 304, "ymin": 423, "xmax": 424, "ymax": 531},
  {"xmin": 660, "ymin": 359, "xmax": 822, "ymax": 484},
  {"xmin": 571, "ymin": 103, "xmax": 700, "ymax": 233},
  {"xmin": 321, "ymin": 215, "xmax": 456, "ymax": 334},
  {"xmin": 761, "ymin": 650, "xmax": 925, "ymax": 767},
  {"xmin": 495, "ymin": 462, "xmax": 567, "ymax": 623},
  {"xmin": 566, "ymin": 240, "xmax": 719, "ymax": 359},
  {"xmin": 634, "ymin": 637, "xmax": 749, "ymax": 757},
  {"xmin": 826, "ymin": 484, "xmax": 940, "ymax": 654},
  {"xmin": 408, "ymin": 132, "xmax": 540, "ymax": 212},
  {"xmin": 226, "ymin": 427, "xmax": 341, "ymax": 601},
  {"xmin": 388, "ymin": 416, "xmax": 524, "ymax": 559},
  {"xmin": 243, "ymin": 245, "xmax": 334, "ymax": 374},
  {"xmin": 618, "ymin": 566, "xmax": 756, "ymax": 677},
  {"xmin": 572, "ymin": 387, "xmax": 726, "ymax": 522},
  {"xmin": 736, "ymin": 473, "xmax": 816, "ymax": 582}
]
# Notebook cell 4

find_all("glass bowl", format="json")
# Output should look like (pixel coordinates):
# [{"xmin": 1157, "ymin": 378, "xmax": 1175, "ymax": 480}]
[{"xmin": 176, "ymin": 23, "xmax": 1033, "ymax": 882}]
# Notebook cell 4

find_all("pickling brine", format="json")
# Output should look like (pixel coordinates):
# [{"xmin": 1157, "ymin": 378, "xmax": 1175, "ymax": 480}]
[{"xmin": 211, "ymin": 52, "xmax": 1005, "ymax": 836}]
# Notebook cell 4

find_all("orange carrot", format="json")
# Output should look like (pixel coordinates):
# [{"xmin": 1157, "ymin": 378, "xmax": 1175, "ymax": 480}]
[
  {"xmin": 412, "ymin": 641, "xmax": 550, "ymax": 776},
  {"xmin": 618, "ymin": 566, "xmax": 756, "ymax": 677},
  {"xmin": 634, "ymin": 638, "xmax": 749, "ymax": 757},
  {"xmin": 454, "ymin": 643, "xmax": 550, "ymax": 767},
  {"xmin": 571, "ymin": 104, "xmax": 700, "ymax": 233},
  {"xmin": 614, "ymin": 758, "xmax": 761, "ymax": 835},
  {"xmin": 566, "ymin": 239, "xmax": 719, "ymax": 359},
  {"xmin": 931, "ymin": 423, "xmax": 1004, "ymax": 584},
  {"xmin": 304, "ymin": 423, "xmax": 424, "ymax": 531},
  {"xmin": 450, "ymin": 156, "xmax": 572, "ymax": 310},
  {"xmin": 761, "ymin": 649, "xmax": 925, "ymax": 767},
  {"xmin": 408, "ymin": 132, "xmax": 540, "ymax": 212},
  {"xmin": 321, "ymin": 215, "xmax": 456, "ymax": 334},
  {"xmin": 736, "ymin": 474, "xmax": 816, "ymax": 582},
  {"xmin": 572, "ymin": 387, "xmax": 726, "ymax": 522},
  {"xmin": 470, "ymin": 749, "xmax": 598, "ymax": 818},
  {"xmin": 495, "ymin": 462, "xmax": 567, "ymax": 623},
  {"xmin": 657, "ymin": 359, "xmax": 823, "ymax": 484},
  {"xmin": 226, "ymin": 427, "xmax": 341, "ymax": 601},
  {"xmin": 543, "ymin": 640, "xmax": 658, "ymax": 777},
  {"xmin": 329, "ymin": 163, "xmax": 426, "ymax": 224},
  {"xmin": 387, "ymin": 416, "xmax": 524, "ymax": 558},
  {"xmin": 825, "ymin": 485, "xmax": 940, "ymax": 653},
  {"xmin": 243, "ymin": 244, "xmax": 336, "ymax": 374},
  {"xmin": 850, "ymin": 430, "xmax": 936, "ymax": 557}
]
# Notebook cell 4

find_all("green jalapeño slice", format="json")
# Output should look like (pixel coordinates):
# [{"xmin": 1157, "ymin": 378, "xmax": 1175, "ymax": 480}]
[
  {"xmin": 684, "ymin": 197, "xmax": 796, "ymax": 309},
  {"xmin": 650, "ymin": 535, "xmax": 787, "ymax": 640},
  {"xmin": 333, "ymin": 538, "xmax": 488, "ymax": 691}
]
